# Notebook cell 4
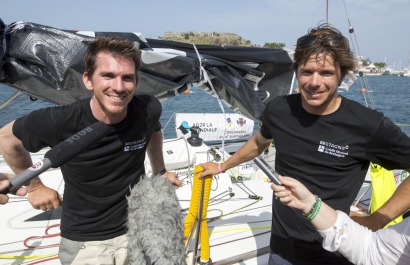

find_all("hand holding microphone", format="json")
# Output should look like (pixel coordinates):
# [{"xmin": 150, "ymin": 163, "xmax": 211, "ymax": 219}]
[{"xmin": 0, "ymin": 173, "xmax": 27, "ymax": 204}]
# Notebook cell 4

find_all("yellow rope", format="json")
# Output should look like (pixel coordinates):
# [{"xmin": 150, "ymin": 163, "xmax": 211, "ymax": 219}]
[{"xmin": 184, "ymin": 165, "xmax": 212, "ymax": 263}]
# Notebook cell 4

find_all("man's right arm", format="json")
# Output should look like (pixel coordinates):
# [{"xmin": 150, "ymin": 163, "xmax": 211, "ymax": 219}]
[
  {"xmin": 0, "ymin": 121, "xmax": 35, "ymax": 175},
  {"xmin": 0, "ymin": 121, "xmax": 61, "ymax": 211},
  {"xmin": 198, "ymin": 131, "xmax": 272, "ymax": 177}
]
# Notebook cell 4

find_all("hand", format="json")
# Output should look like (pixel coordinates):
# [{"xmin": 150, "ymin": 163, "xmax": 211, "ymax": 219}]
[
  {"xmin": 27, "ymin": 185, "xmax": 62, "ymax": 211},
  {"xmin": 162, "ymin": 171, "xmax": 181, "ymax": 188},
  {"xmin": 197, "ymin": 162, "xmax": 219, "ymax": 178},
  {"xmin": 0, "ymin": 173, "xmax": 27, "ymax": 205},
  {"xmin": 271, "ymin": 175, "xmax": 316, "ymax": 214}
]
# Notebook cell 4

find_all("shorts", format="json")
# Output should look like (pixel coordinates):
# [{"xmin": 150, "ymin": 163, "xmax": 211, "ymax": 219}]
[{"xmin": 58, "ymin": 234, "xmax": 128, "ymax": 265}]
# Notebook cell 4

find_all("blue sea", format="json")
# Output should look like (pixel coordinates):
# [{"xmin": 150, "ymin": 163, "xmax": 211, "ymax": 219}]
[{"xmin": 1, "ymin": 74, "xmax": 409, "ymax": 138}]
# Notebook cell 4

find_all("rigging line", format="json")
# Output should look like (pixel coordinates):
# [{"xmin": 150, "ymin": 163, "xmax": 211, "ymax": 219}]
[
  {"xmin": 180, "ymin": 136, "xmax": 194, "ymax": 186},
  {"xmin": 161, "ymin": 112, "xmax": 175, "ymax": 132},
  {"xmin": 0, "ymin": 90, "xmax": 22, "ymax": 110},
  {"xmin": 234, "ymin": 182, "xmax": 262, "ymax": 199},
  {"xmin": 0, "ymin": 93, "xmax": 27, "ymax": 116},
  {"xmin": 184, "ymin": 198, "xmax": 268, "ymax": 227},
  {"xmin": 342, "ymin": 0, "xmax": 375, "ymax": 110},
  {"xmin": 27, "ymin": 256, "xmax": 59, "ymax": 265},
  {"xmin": 24, "ymin": 224, "xmax": 61, "ymax": 249},
  {"xmin": 207, "ymin": 199, "xmax": 263, "ymax": 223},
  {"xmin": 218, "ymin": 204, "xmax": 272, "ymax": 216},
  {"xmin": 192, "ymin": 44, "xmax": 227, "ymax": 157},
  {"xmin": 342, "ymin": 0, "xmax": 362, "ymax": 60},
  {"xmin": 207, "ymin": 190, "xmax": 232, "ymax": 204},
  {"xmin": 207, "ymin": 203, "xmax": 272, "ymax": 224}
]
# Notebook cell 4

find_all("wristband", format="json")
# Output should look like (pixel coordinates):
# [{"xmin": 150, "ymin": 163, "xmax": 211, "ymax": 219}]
[
  {"xmin": 303, "ymin": 195, "xmax": 322, "ymax": 221},
  {"xmin": 155, "ymin": 168, "xmax": 167, "ymax": 175},
  {"xmin": 218, "ymin": 163, "xmax": 225, "ymax": 174}
]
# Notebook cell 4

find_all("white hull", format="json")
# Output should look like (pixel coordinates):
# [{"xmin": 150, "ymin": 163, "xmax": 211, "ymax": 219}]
[{"xmin": 0, "ymin": 143, "xmax": 274, "ymax": 265}]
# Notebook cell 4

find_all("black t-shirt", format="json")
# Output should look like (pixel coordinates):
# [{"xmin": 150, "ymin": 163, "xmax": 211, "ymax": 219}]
[
  {"xmin": 260, "ymin": 94, "xmax": 410, "ymax": 264},
  {"xmin": 13, "ymin": 95, "xmax": 162, "ymax": 241}
]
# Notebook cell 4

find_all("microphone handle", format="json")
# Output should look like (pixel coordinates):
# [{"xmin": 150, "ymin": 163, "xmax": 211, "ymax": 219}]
[
  {"xmin": 1, "ymin": 158, "xmax": 52, "ymax": 194},
  {"xmin": 253, "ymin": 157, "xmax": 281, "ymax": 185}
]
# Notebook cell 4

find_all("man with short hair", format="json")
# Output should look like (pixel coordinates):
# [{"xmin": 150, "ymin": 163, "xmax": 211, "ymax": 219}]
[{"xmin": 0, "ymin": 36, "xmax": 181, "ymax": 264}]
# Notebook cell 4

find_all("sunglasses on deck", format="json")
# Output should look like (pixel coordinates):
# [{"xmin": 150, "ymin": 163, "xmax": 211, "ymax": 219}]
[{"xmin": 296, "ymin": 34, "xmax": 348, "ymax": 48}]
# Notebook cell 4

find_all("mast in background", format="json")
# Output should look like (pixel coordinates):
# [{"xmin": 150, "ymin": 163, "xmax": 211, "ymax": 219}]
[
  {"xmin": 341, "ymin": 0, "xmax": 376, "ymax": 109},
  {"xmin": 326, "ymin": 0, "xmax": 329, "ymax": 23}
]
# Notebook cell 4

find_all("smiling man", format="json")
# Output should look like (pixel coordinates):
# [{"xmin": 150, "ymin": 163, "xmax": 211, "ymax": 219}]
[
  {"xmin": 199, "ymin": 23, "xmax": 410, "ymax": 265},
  {"xmin": 0, "ymin": 37, "xmax": 181, "ymax": 264}
]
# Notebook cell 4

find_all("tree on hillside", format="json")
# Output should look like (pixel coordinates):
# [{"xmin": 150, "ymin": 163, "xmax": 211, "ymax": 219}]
[{"xmin": 263, "ymin": 42, "xmax": 285, "ymax": 49}]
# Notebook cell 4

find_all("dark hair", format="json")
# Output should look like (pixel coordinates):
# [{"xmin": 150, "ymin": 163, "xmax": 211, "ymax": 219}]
[
  {"xmin": 83, "ymin": 37, "xmax": 141, "ymax": 80},
  {"xmin": 293, "ymin": 23, "xmax": 356, "ymax": 79}
]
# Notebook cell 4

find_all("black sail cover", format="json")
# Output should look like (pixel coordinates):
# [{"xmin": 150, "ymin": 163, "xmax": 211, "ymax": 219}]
[{"xmin": 0, "ymin": 19, "xmax": 294, "ymax": 121}]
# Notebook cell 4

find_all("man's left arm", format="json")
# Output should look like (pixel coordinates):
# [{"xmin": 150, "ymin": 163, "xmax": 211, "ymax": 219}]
[
  {"xmin": 351, "ymin": 168, "xmax": 410, "ymax": 231},
  {"xmin": 146, "ymin": 130, "xmax": 181, "ymax": 187}
]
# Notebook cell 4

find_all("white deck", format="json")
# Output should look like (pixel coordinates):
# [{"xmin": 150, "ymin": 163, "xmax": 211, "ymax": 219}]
[{"xmin": 0, "ymin": 143, "xmax": 275, "ymax": 265}]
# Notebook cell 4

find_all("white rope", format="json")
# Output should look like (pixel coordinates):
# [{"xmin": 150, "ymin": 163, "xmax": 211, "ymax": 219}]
[{"xmin": 192, "ymin": 44, "xmax": 228, "ymax": 159}]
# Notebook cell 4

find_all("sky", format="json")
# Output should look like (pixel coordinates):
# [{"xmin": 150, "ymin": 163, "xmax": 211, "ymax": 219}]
[{"xmin": 1, "ymin": 0, "xmax": 409, "ymax": 69}]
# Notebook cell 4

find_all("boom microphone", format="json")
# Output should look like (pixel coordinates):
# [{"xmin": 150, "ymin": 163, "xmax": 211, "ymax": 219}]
[{"xmin": 0, "ymin": 122, "xmax": 110, "ymax": 194}]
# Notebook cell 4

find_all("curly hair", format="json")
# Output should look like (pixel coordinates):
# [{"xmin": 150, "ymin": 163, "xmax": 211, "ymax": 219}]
[{"xmin": 293, "ymin": 23, "xmax": 356, "ymax": 79}]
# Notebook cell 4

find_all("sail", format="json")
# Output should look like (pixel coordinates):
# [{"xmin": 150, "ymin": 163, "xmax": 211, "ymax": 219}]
[{"xmin": 0, "ymin": 19, "xmax": 294, "ymax": 121}]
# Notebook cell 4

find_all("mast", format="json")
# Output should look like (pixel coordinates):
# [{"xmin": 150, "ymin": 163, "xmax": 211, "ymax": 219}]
[
  {"xmin": 342, "ymin": 0, "xmax": 375, "ymax": 109},
  {"xmin": 326, "ymin": 0, "xmax": 329, "ymax": 23}
]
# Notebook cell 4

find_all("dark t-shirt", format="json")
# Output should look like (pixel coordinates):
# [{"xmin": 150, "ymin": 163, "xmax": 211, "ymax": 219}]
[
  {"xmin": 260, "ymin": 94, "xmax": 410, "ymax": 264},
  {"xmin": 13, "ymin": 95, "xmax": 162, "ymax": 241}
]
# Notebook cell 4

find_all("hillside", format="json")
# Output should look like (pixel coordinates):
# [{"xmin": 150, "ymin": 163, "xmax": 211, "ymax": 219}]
[{"xmin": 160, "ymin": 31, "xmax": 255, "ymax": 47}]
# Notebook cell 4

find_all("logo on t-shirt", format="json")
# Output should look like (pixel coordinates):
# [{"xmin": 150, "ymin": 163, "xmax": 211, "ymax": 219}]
[
  {"xmin": 318, "ymin": 141, "xmax": 349, "ymax": 158},
  {"xmin": 124, "ymin": 137, "xmax": 147, "ymax": 152}
]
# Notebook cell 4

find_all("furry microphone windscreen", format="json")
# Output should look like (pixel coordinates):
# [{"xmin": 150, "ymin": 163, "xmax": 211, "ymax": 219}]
[{"xmin": 127, "ymin": 174, "xmax": 187, "ymax": 265}]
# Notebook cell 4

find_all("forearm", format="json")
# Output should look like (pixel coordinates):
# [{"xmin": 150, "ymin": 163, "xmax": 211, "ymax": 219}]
[
  {"xmin": 371, "ymin": 174, "xmax": 410, "ymax": 227},
  {"xmin": 300, "ymin": 192, "xmax": 337, "ymax": 230},
  {"xmin": 146, "ymin": 130, "xmax": 166, "ymax": 174},
  {"xmin": 305, "ymin": 196, "xmax": 339, "ymax": 231},
  {"xmin": 0, "ymin": 122, "xmax": 43, "ymax": 191},
  {"xmin": 0, "ymin": 123, "xmax": 32, "ymax": 173},
  {"xmin": 222, "ymin": 132, "xmax": 270, "ymax": 171}
]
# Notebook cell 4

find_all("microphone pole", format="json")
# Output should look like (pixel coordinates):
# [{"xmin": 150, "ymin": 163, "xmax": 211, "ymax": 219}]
[{"xmin": 1, "ymin": 122, "xmax": 110, "ymax": 194}]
